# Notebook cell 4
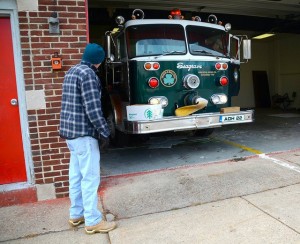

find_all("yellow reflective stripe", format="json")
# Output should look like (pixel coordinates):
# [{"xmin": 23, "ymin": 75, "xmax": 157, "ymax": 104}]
[{"xmin": 216, "ymin": 138, "xmax": 263, "ymax": 155}]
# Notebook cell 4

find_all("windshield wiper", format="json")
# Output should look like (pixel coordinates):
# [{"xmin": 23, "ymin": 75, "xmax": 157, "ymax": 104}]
[
  {"xmin": 155, "ymin": 50, "xmax": 186, "ymax": 58},
  {"xmin": 163, "ymin": 50, "xmax": 186, "ymax": 55},
  {"xmin": 193, "ymin": 49, "xmax": 213, "ymax": 55},
  {"xmin": 193, "ymin": 49, "xmax": 226, "ymax": 58}
]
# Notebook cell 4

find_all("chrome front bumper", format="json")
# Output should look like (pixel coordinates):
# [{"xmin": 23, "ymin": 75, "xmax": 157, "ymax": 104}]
[{"xmin": 124, "ymin": 110, "xmax": 254, "ymax": 134}]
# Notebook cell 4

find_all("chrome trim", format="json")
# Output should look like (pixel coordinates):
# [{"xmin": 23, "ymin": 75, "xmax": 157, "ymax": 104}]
[
  {"xmin": 124, "ymin": 110, "xmax": 254, "ymax": 134},
  {"xmin": 183, "ymin": 74, "xmax": 200, "ymax": 89}
]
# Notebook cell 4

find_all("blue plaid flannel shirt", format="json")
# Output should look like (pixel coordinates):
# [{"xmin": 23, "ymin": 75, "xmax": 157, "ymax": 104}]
[{"xmin": 59, "ymin": 61, "xmax": 110, "ymax": 139}]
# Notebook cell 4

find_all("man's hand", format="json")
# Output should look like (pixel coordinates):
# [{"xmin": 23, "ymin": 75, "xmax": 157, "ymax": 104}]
[{"xmin": 100, "ymin": 136, "xmax": 110, "ymax": 150}]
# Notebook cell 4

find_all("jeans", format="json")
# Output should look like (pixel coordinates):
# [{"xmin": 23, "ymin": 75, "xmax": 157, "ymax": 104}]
[{"xmin": 66, "ymin": 136, "xmax": 102, "ymax": 226}]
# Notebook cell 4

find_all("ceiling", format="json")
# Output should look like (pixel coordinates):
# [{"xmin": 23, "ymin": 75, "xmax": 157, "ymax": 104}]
[{"xmin": 88, "ymin": 0, "xmax": 300, "ymax": 34}]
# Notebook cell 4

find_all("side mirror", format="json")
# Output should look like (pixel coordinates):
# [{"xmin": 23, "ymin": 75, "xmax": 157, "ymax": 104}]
[
  {"xmin": 243, "ymin": 39, "xmax": 251, "ymax": 60},
  {"xmin": 105, "ymin": 32, "xmax": 112, "ymax": 62}
]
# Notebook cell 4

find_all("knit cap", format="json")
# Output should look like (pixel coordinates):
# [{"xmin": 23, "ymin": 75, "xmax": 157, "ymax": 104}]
[{"xmin": 82, "ymin": 43, "xmax": 105, "ymax": 64}]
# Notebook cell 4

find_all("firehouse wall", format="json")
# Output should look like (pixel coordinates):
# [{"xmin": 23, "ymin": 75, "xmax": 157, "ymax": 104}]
[{"xmin": 88, "ymin": 7, "xmax": 300, "ymax": 110}]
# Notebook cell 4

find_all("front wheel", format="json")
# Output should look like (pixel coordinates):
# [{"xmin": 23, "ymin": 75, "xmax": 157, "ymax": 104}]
[
  {"xmin": 106, "ymin": 112, "xmax": 131, "ymax": 147},
  {"xmin": 192, "ymin": 128, "xmax": 215, "ymax": 137}
]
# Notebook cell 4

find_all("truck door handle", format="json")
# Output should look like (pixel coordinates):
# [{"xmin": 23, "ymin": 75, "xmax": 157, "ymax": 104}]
[{"xmin": 10, "ymin": 98, "xmax": 18, "ymax": 106}]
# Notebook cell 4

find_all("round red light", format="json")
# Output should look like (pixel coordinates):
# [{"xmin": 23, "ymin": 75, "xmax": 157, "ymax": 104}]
[
  {"xmin": 220, "ymin": 76, "xmax": 229, "ymax": 86},
  {"xmin": 215, "ymin": 63, "xmax": 221, "ymax": 70},
  {"xmin": 148, "ymin": 78, "xmax": 159, "ymax": 88},
  {"xmin": 153, "ymin": 63, "xmax": 160, "ymax": 70}
]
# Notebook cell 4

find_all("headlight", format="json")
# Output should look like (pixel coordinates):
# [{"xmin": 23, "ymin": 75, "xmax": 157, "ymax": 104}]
[
  {"xmin": 211, "ymin": 94, "xmax": 228, "ymax": 105},
  {"xmin": 225, "ymin": 23, "xmax": 231, "ymax": 31},
  {"xmin": 115, "ymin": 16, "xmax": 125, "ymax": 25},
  {"xmin": 149, "ymin": 96, "xmax": 168, "ymax": 107}
]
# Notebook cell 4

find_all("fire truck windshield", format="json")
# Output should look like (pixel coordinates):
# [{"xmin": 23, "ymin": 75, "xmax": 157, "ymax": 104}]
[
  {"xmin": 186, "ymin": 25, "xmax": 228, "ymax": 57},
  {"xmin": 126, "ymin": 24, "xmax": 186, "ymax": 58},
  {"xmin": 126, "ymin": 24, "xmax": 228, "ymax": 58}
]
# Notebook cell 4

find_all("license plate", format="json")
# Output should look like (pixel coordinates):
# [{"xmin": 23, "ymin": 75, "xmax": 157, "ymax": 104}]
[{"xmin": 220, "ymin": 115, "xmax": 245, "ymax": 122}]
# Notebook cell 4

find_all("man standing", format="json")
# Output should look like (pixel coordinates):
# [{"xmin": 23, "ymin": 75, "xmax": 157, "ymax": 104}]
[{"xmin": 59, "ymin": 43, "xmax": 116, "ymax": 234}]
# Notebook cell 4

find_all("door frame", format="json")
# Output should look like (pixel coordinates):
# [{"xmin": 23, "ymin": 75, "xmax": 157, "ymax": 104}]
[{"xmin": 0, "ymin": 1, "xmax": 34, "ymax": 187}]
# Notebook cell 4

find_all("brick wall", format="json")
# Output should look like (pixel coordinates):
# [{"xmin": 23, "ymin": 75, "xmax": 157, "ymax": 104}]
[{"xmin": 18, "ymin": 0, "xmax": 87, "ymax": 198}]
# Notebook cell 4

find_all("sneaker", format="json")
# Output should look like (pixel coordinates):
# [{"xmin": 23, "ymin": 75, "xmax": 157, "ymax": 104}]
[
  {"xmin": 85, "ymin": 220, "xmax": 117, "ymax": 234},
  {"xmin": 69, "ymin": 216, "xmax": 85, "ymax": 227}
]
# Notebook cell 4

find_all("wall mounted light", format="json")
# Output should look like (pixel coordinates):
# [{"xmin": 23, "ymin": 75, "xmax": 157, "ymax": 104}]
[{"xmin": 48, "ymin": 12, "xmax": 60, "ymax": 34}]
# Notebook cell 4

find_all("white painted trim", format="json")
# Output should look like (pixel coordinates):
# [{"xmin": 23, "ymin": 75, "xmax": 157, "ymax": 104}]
[
  {"xmin": 132, "ymin": 55, "xmax": 230, "ymax": 62},
  {"xmin": 0, "ymin": 182, "xmax": 35, "ymax": 192},
  {"xmin": 125, "ymin": 19, "xmax": 225, "ymax": 30},
  {"xmin": 0, "ymin": 0, "xmax": 16, "ymax": 9},
  {"xmin": 0, "ymin": 1, "xmax": 34, "ymax": 185}
]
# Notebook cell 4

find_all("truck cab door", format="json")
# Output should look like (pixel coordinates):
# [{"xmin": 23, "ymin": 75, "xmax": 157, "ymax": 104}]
[
  {"xmin": 105, "ymin": 32, "xmax": 129, "ymax": 98},
  {"xmin": 228, "ymin": 35, "xmax": 241, "ymax": 97}
]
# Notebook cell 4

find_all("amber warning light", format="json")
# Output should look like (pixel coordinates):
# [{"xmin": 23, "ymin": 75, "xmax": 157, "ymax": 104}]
[
  {"xmin": 144, "ymin": 62, "xmax": 160, "ymax": 70},
  {"xmin": 215, "ymin": 62, "xmax": 228, "ymax": 70}
]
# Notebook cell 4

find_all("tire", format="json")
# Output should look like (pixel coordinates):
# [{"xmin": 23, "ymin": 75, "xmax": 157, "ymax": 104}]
[
  {"xmin": 192, "ymin": 128, "xmax": 215, "ymax": 137},
  {"xmin": 106, "ymin": 112, "xmax": 131, "ymax": 147},
  {"xmin": 131, "ymin": 134, "xmax": 150, "ymax": 146},
  {"xmin": 114, "ymin": 130, "xmax": 132, "ymax": 147}
]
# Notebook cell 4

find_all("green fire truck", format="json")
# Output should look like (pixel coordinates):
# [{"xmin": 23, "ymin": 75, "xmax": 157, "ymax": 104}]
[{"xmin": 103, "ymin": 9, "xmax": 253, "ymax": 145}]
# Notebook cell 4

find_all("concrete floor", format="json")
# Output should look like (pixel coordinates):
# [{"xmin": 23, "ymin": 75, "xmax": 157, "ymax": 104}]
[
  {"xmin": 101, "ymin": 108, "xmax": 300, "ymax": 177},
  {"xmin": 2, "ymin": 163, "xmax": 300, "ymax": 243},
  {"xmin": 2, "ymin": 109, "xmax": 300, "ymax": 244}
]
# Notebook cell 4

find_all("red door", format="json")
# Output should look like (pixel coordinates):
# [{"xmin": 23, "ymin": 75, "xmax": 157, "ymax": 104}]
[{"xmin": 0, "ymin": 17, "xmax": 27, "ymax": 184}]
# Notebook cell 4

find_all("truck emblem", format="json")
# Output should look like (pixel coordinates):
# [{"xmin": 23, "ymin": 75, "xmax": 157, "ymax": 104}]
[
  {"xmin": 160, "ymin": 70, "xmax": 177, "ymax": 87},
  {"xmin": 177, "ymin": 63, "xmax": 202, "ymax": 71}
]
